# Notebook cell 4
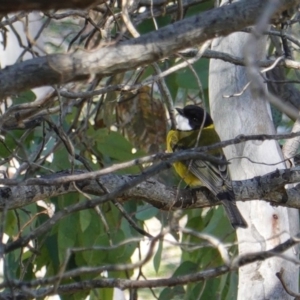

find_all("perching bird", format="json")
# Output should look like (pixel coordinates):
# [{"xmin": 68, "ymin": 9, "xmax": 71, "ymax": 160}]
[{"xmin": 167, "ymin": 105, "xmax": 247, "ymax": 229}]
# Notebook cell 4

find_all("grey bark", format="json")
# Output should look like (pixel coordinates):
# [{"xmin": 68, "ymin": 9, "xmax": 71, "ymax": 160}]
[
  {"xmin": 0, "ymin": 0, "xmax": 298, "ymax": 98},
  {"xmin": 209, "ymin": 27, "xmax": 298, "ymax": 300}
]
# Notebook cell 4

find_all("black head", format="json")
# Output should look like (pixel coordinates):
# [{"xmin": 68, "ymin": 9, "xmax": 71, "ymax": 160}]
[{"xmin": 176, "ymin": 105, "xmax": 213, "ymax": 131}]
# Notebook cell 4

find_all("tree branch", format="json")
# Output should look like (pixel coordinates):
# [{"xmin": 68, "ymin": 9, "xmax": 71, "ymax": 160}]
[
  {"xmin": 1, "ymin": 232, "xmax": 299, "ymax": 297},
  {"xmin": 0, "ymin": 0, "xmax": 102, "ymax": 14},
  {"xmin": 1, "ymin": 165, "xmax": 300, "ymax": 212},
  {"xmin": 1, "ymin": 130, "xmax": 300, "ymax": 211},
  {"xmin": 0, "ymin": 0, "xmax": 297, "ymax": 98},
  {"xmin": 3, "ymin": 130, "xmax": 300, "ymax": 253}
]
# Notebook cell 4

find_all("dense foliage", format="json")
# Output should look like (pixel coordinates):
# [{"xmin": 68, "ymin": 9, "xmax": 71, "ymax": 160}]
[{"xmin": 0, "ymin": 0, "xmax": 299, "ymax": 299}]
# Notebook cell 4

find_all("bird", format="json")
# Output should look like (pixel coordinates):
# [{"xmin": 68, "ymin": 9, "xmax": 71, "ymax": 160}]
[{"xmin": 166, "ymin": 105, "xmax": 247, "ymax": 229}]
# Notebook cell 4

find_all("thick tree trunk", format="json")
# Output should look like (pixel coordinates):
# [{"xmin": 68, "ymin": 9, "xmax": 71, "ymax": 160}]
[{"xmin": 209, "ymin": 30, "xmax": 299, "ymax": 300}]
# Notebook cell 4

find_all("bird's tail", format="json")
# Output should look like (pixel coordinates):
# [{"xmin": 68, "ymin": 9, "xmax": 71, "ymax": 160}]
[{"xmin": 217, "ymin": 191, "xmax": 248, "ymax": 229}]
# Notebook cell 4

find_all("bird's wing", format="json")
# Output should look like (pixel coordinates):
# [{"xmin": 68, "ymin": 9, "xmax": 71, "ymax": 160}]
[
  {"xmin": 187, "ymin": 152, "xmax": 232, "ymax": 194},
  {"xmin": 167, "ymin": 130, "xmax": 196, "ymax": 152},
  {"xmin": 168, "ymin": 128, "xmax": 232, "ymax": 193}
]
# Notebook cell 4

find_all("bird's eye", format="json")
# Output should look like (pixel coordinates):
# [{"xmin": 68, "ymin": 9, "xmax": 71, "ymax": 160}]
[{"xmin": 193, "ymin": 117, "xmax": 198, "ymax": 122}]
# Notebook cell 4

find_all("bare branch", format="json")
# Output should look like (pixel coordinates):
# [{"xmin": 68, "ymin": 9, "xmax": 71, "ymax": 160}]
[
  {"xmin": 2, "ymin": 159, "xmax": 300, "ymax": 255},
  {"xmin": 0, "ymin": 0, "xmax": 297, "ymax": 98},
  {"xmin": 0, "ymin": 0, "xmax": 102, "ymax": 14},
  {"xmin": 1, "ymin": 233, "xmax": 299, "ymax": 297}
]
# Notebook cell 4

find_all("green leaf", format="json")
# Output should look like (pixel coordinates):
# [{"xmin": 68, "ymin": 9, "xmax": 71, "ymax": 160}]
[
  {"xmin": 38, "ymin": 232, "xmax": 60, "ymax": 275},
  {"xmin": 164, "ymin": 62, "xmax": 179, "ymax": 100},
  {"xmin": 159, "ymin": 287, "xmax": 174, "ymax": 300},
  {"xmin": 57, "ymin": 213, "xmax": 79, "ymax": 263},
  {"xmin": 0, "ymin": 138, "xmax": 13, "ymax": 158},
  {"xmin": 153, "ymin": 240, "xmax": 163, "ymax": 273},
  {"xmin": 185, "ymin": 2, "xmax": 214, "ymax": 17},
  {"xmin": 159, "ymin": 286, "xmax": 185, "ymax": 300},
  {"xmin": 195, "ymin": 275, "xmax": 222, "ymax": 299},
  {"xmin": 21, "ymin": 259, "xmax": 35, "ymax": 281},
  {"xmin": 225, "ymin": 271, "xmax": 238, "ymax": 300},
  {"xmin": 202, "ymin": 207, "xmax": 233, "ymax": 237},
  {"xmin": 97, "ymin": 130, "xmax": 132, "ymax": 160},
  {"xmin": 135, "ymin": 205, "xmax": 158, "ymax": 221},
  {"xmin": 52, "ymin": 147, "xmax": 70, "ymax": 170},
  {"xmin": 107, "ymin": 229, "xmax": 127, "ymax": 263},
  {"xmin": 12, "ymin": 90, "xmax": 36, "ymax": 105},
  {"xmin": 137, "ymin": 15, "xmax": 171, "ymax": 35},
  {"xmin": 172, "ymin": 261, "xmax": 198, "ymax": 277},
  {"xmin": 188, "ymin": 283, "xmax": 206, "ymax": 300},
  {"xmin": 97, "ymin": 130, "xmax": 143, "ymax": 164},
  {"xmin": 79, "ymin": 210, "xmax": 108, "ymax": 265},
  {"xmin": 5, "ymin": 210, "xmax": 17, "ymax": 236},
  {"xmin": 271, "ymin": 104, "xmax": 282, "ymax": 129},
  {"xmin": 79, "ymin": 209, "xmax": 91, "ymax": 232},
  {"xmin": 6, "ymin": 250, "xmax": 20, "ymax": 278},
  {"xmin": 176, "ymin": 59, "xmax": 209, "ymax": 90},
  {"xmin": 90, "ymin": 287, "xmax": 113, "ymax": 300},
  {"xmin": 61, "ymin": 291, "xmax": 89, "ymax": 300}
]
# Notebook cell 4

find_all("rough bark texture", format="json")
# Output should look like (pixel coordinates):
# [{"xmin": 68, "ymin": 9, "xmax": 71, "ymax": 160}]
[
  {"xmin": 0, "ymin": 0, "xmax": 101, "ymax": 14},
  {"xmin": 0, "ymin": 0, "xmax": 298, "ymax": 98},
  {"xmin": 2, "ymin": 167, "xmax": 300, "ymax": 211},
  {"xmin": 209, "ymin": 17, "xmax": 298, "ymax": 300}
]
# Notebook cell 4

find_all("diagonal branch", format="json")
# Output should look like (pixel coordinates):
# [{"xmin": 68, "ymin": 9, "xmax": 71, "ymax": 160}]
[
  {"xmin": 2, "ymin": 163, "xmax": 300, "ymax": 255},
  {"xmin": 2, "ymin": 130, "xmax": 300, "ymax": 210},
  {"xmin": 0, "ymin": 0, "xmax": 102, "ymax": 14},
  {"xmin": 1, "ymin": 232, "xmax": 299, "ymax": 297},
  {"xmin": 0, "ymin": 0, "xmax": 297, "ymax": 98}
]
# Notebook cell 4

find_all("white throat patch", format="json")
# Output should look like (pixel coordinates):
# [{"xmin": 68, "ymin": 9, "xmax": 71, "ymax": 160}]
[{"xmin": 176, "ymin": 114, "xmax": 192, "ymax": 131}]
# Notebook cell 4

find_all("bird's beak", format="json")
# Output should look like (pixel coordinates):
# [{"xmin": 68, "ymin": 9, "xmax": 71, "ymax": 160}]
[{"xmin": 175, "ymin": 107, "xmax": 184, "ymax": 116}]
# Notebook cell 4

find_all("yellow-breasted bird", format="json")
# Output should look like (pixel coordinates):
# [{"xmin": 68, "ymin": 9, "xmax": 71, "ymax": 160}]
[{"xmin": 167, "ymin": 105, "xmax": 247, "ymax": 229}]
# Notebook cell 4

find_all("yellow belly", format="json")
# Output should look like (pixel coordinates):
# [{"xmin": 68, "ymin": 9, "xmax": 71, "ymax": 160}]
[
  {"xmin": 172, "ymin": 161, "xmax": 202, "ymax": 187},
  {"xmin": 167, "ymin": 129, "xmax": 215, "ymax": 187}
]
